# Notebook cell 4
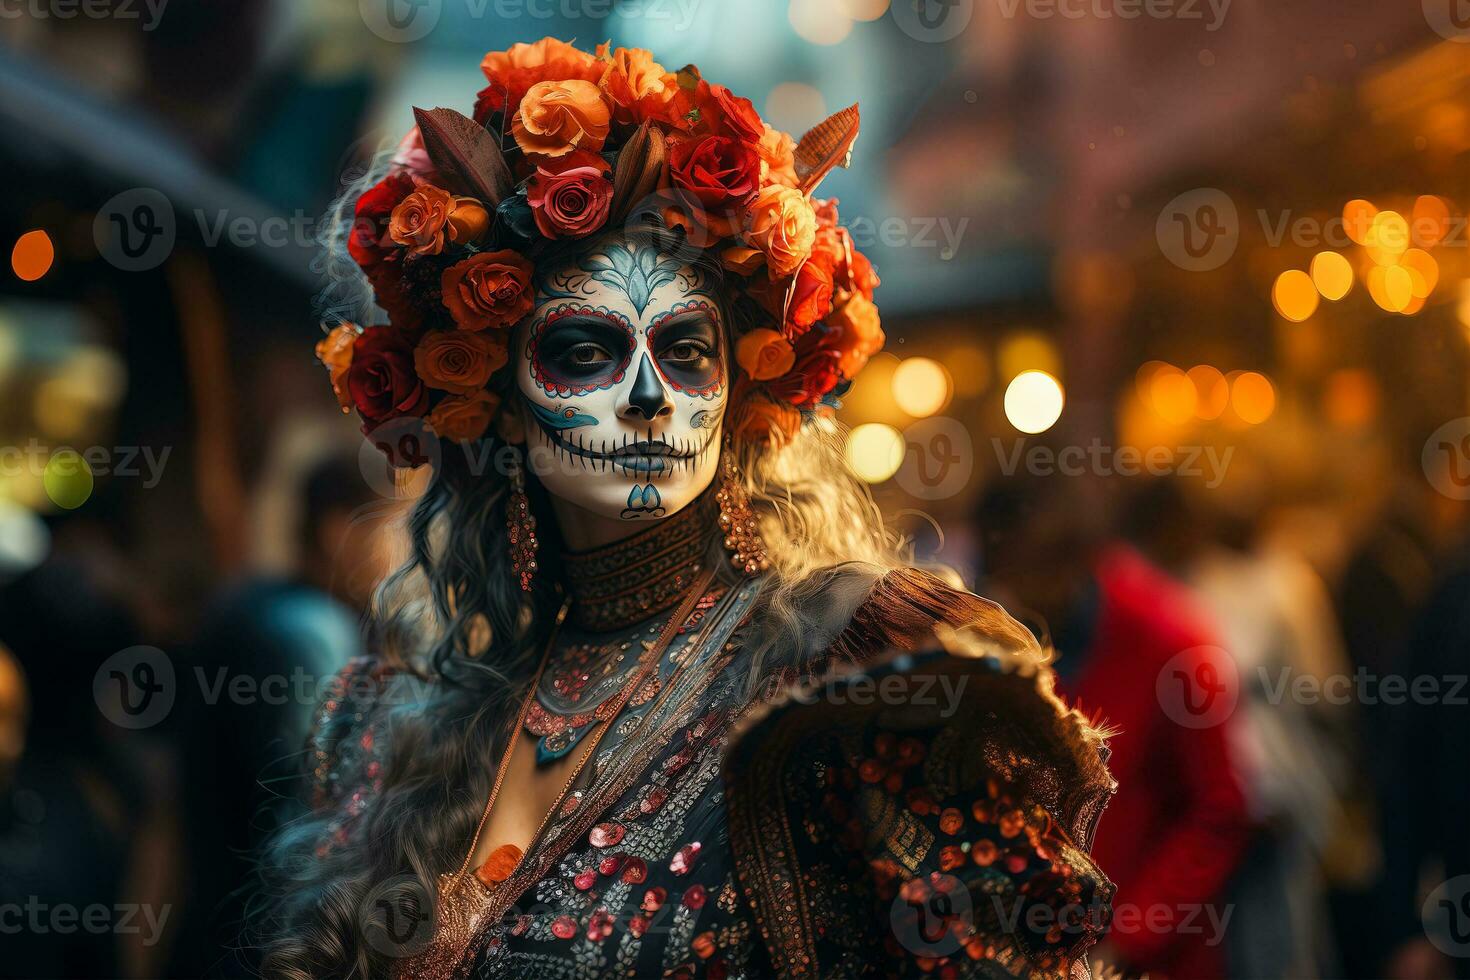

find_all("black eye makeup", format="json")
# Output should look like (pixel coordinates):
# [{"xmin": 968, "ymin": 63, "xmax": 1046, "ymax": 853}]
[
  {"xmin": 646, "ymin": 300, "xmax": 726, "ymax": 398},
  {"xmin": 529, "ymin": 306, "xmax": 635, "ymax": 397}
]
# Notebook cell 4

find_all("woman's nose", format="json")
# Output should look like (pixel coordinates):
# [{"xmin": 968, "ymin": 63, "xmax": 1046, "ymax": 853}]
[{"xmin": 619, "ymin": 353, "xmax": 675, "ymax": 421}]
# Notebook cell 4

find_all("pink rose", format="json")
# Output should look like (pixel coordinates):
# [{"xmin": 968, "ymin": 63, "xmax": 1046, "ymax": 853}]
[{"xmin": 526, "ymin": 151, "xmax": 614, "ymax": 239}]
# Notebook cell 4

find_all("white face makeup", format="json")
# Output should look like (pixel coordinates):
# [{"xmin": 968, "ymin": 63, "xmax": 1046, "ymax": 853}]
[{"xmin": 511, "ymin": 233, "xmax": 727, "ymax": 525}]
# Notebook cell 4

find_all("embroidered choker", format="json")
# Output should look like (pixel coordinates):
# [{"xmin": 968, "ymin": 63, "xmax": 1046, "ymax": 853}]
[{"xmin": 560, "ymin": 491, "xmax": 718, "ymax": 632}]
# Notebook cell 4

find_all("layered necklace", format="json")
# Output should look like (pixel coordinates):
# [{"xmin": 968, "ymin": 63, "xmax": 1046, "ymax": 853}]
[{"xmin": 524, "ymin": 491, "xmax": 720, "ymax": 766}]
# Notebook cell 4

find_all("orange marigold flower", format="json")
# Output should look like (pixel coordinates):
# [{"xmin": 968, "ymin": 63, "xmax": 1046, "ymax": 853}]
[
  {"xmin": 477, "ymin": 38, "xmax": 603, "ymax": 119},
  {"xmin": 596, "ymin": 43, "xmax": 675, "ymax": 120},
  {"xmin": 512, "ymin": 79, "xmax": 612, "ymax": 159},
  {"xmin": 428, "ymin": 390, "xmax": 500, "ymax": 443},
  {"xmin": 744, "ymin": 185, "xmax": 816, "ymax": 278},
  {"xmin": 440, "ymin": 250, "xmax": 536, "ymax": 332},
  {"xmin": 413, "ymin": 329, "xmax": 507, "ymax": 394},
  {"xmin": 827, "ymin": 293, "xmax": 884, "ymax": 378},
  {"xmin": 316, "ymin": 323, "xmax": 358, "ymax": 411},
  {"xmin": 735, "ymin": 328, "xmax": 796, "ymax": 381},
  {"xmin": 389, "ymin": 186, "xmax": 487, "ymax": 256},
  {"xmin": 730, "ymin": 381, "xmax": 802, "ymax": 447},
  {"xmin": 757, "ymin": 124, "xmax": 799, "ymax": 188}
]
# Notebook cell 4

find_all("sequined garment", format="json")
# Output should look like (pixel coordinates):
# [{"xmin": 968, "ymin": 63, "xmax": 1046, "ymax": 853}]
[{"xmin": 305, "ymin": 551, "xmax": 1116, "ymax": 979}]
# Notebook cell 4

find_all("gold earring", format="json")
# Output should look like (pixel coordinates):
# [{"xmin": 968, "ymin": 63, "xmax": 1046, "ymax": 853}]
[
  {"xmin": 508, "ymin": 451, "xmax": 539, "ymax": 593},
  {"xmin": 716, "ymin": 449, "xmax": 769, "ymax": 576}
]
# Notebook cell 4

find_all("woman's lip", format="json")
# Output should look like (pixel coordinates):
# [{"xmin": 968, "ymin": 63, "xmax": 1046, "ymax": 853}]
[{"xmin": 613, "ymin": 442, "xmax": 687, "ymax": 458}]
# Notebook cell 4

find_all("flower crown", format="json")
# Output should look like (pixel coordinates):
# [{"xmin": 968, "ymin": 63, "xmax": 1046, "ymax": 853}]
[{"xmin": 317, "ymin": 38, "xmax": 883, "ymax": 458}]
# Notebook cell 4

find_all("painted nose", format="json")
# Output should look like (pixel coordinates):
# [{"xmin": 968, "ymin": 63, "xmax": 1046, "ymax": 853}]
[{"xmin": 621, "ymin": 353, "xmax": 675, "ymax": 421}]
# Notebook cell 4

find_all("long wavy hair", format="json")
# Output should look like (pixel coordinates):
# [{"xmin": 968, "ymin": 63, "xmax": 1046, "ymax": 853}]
[{"xmin": 253, "ymin": 156, "xmax": 924, "ymax": 979}]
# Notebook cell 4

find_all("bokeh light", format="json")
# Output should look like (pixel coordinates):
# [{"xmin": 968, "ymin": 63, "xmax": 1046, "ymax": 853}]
[
  {"xmin": 764, "ymin": 82, "xmax": 826, "ymax": 135},
  {"xmin": 845, "ymin": 422, "xmax": 904, "ymax": 483},
  {"xmin": 1342, "ymin": 199, "xmax": 1377, "ymax": 245},
  {"xmin": 998, "ymin": 331, "xmax": 1061, "ymax": 380},
  {"xmin": 1188, "ymin": 365, "xmax": 1229, "ymax": 419},
  {"xmin": 839, "ymin": 0, "xmax": 890, "ymax": 19},
  {"xmin": 1272, "ymin": 269, "xmax": 1319, "ymax": 321},
  {"xmin": 891, "ymin": 357, "xmax": 952, "ymax": 417},
  {"xmin": 1309, "ymin": 251, "xmax": 1353, "ymax": 301},
  {"xmin": 788, "ymin": 0, "xmax": 853, "ymax": 45},
  {"xmin": 43, "ymin": 449, "xmax": 94, "ymax": 510},
  {"xmin": 1004, "ymin": 371, "xmax": 1065, "ymax": 434},
  {"xmin": 1230, "ymin": 371, "xmax": 1276, "ymax": 424},
  {"xmin": 1365, "ymin": 210, "xmax": 1409, "ymax": 265},
  {"xmin": 1411, "ymin": 195, "xmax": 1450, "ymax": 248},
  {"xmin": 1400, "ymin": 248, "xmax": 1438, "ymax": 298},
  {"xmin": 11, "ymin": 229, "xmax": 54, "ymax": 282},
  {"xmin": 1150, "ymin": 364, "xmax": 1198, "ymax": 423}
]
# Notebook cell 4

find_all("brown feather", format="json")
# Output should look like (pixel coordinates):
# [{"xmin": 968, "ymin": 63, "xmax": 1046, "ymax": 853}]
[
  {"xmin": 609, "ymin": 120, "xmax": 668, "ymax": 225},
  {"xmin": 793, "ymin": 103, "xmax": 860, "ymax": 196},
  {"xmin": 413, "ymin": 106, "xmax": 514, "ymax": 206}
]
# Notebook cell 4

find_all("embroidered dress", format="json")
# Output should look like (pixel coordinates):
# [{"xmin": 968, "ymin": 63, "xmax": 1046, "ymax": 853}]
[{"xmin": 305, "ymin": 511, "xmax": 1115, "ymax": 979}]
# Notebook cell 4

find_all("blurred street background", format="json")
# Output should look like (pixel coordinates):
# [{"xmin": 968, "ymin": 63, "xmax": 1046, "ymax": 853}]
[{"xmin": 1, "ymin": 0, "xmax": 1469, "ymax": 976}]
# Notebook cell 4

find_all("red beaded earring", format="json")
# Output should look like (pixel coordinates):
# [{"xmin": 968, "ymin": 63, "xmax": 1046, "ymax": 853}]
[
  {"xmin": 716, "ymin": 447, "xmax": 769, "ymax": 576},
  {"xmin": 507, "ymin": 451, "xmax": 539, "ymax": 592}
]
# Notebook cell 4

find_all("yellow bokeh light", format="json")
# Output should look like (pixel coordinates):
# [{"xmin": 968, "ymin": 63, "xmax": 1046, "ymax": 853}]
[
  {"xmin": 12, "ymin": 229, "xmax": 54, "ymax": 282},
  {"xmin": 1230, "ymin": 371, "xmax": 1276, "ymax": 425},
  {"xmin": 946, "ymin": 345, "xmax": 990, "ymax": 398},
  {"xmin": 1343, "ymin": 199, "xmax": 1377, "ymax": 245},
  {"xmin": 1382, "ymin": 265, "xmax": 1414, "ymax": 311},
  {"xmin": 998, "ymin": 331, "xmax": 1061, "ymax": 380},
  {"xmin": 839, "ymin": 0, "xmax": 890, "ymax": 18},
  {"xmin": 788, "ymin": 0, "xmax": 853, "ymax": 45},
  {"xmin": 1150, "ymin": 365, "xmax": 1198, "ymax": 423},
  {"xmin": 835, "ymin": 351, "xmax": 899, "ymax": 424},
  {"xmin": 1411, "ymin": 195, "xmax": 1450, "ymax": 248},
  {"xmin": 43, "ymin": 450, "xmax": 94, "ymax": 510},
  {"xmin": 1187, "ymin": 365, "xmax": 1229, "ymax": 420},
  {"xmin": 845, "ymin": 422, "xmax": 904, "ymax": 483},
  {"xmin": 1272, "ymin": 269, "xmax": 1319, "ymax": 322},
  {"xmin": 1401, "ymin": 248, "xmax": 1438, "ymax": 298},
  {"xmin": 1365, "ymin": 210, "xmax": 1410, "ymax": 265},
  {"xmin": 764, "ymin": 82, "xmax": 827, "ymax": 135},
  {"xmin": 891, "ymin": 357, "xmax": 952, "ymax": 418},
  {"xmin": 1135, "ymin": 360, "xmax": 1170, "ymax": 408},
  {"xmin": 1309, "ymin": 251, "xmax": 1353, "ymax": 301},
  {"xmin": 1004, "ymin": 371, "xmax": 1065, "ymax": 434}
]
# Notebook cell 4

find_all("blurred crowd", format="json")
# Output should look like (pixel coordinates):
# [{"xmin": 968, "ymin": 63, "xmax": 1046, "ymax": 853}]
[{"xmin": 2, "ymin": 1, "xmax": 1469, "ymax": 978}]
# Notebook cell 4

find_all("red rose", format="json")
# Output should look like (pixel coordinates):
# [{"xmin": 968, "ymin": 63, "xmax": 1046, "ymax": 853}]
[
  {"xmin": 767, "ymin": 328, "xmax": 843, "ymax": 408},
  {"xmin": 786, "ymin": 256, "xmax": 835, "ymax": 336},
  {"xmin": 349, "ymin": 172, "xmax": 415, "ymax": 272},
  {"xmin": 849, "ymin": 248, "xmax": 880, "ymax": 301},
  {"xmin": 669, "ymin": 135, "xmax": 760, "ymax": 213},
  {"xmin": 347, "ymin": 327, "xmax": 428, "ymax": 424},
  {"xmin": 710, "ymin": 84, "xmax": 763, "ymax": 144},
  {"xmin": 526, "ymin": 151, "xmax": 614, "ymax": 239},
  {"xmin": 441, "ymin": 250, "xmax": 536, "ymax": 331}
]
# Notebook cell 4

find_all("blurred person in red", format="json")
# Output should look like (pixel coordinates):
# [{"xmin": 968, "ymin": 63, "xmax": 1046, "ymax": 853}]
[{"xmin": 977, "ymin": 474, "xmax": 1253, "ymax": 978}]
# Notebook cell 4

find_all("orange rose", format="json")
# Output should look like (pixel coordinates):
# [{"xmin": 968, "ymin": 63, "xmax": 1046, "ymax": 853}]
[
  {"xmin": 744, "ymin": 185, "xmax": 816, "ymax": 278},
  {"xmin": 512, "ymin": 80, "xmax": 612, "ymax": 159},
  {"xmin": 315, "ymin": 323, "xmax": 359, "ymax": 411},
  {"xmin": 441, "ymin": 250, "xmax": 536, "ymax": 332},
  {"xmin": 427, "ymin": 390, "xmax": 501, "ymax": 442},
  {"xmin": 477, "ymin": 38, "xmax": 604, "ymax": 119},
  {"xmin": 757, "ymin": 124, "xmax": 799, "ymax": 188},
  {"xmin": 731, "ymin": 381, "xmax": 801, "ymax": 447},
  {"xmin": 735, "ymin": 328, "xmax": 796, "ymax": 381},
  {"xmin": 390, "ymin": 186, "xmax": 488, "ymax": 256},
  {"xmin": 828, "ymin": 293, "xmax": 885, "ymax": 378},
  {"xmin": 413, "ymin": 329, "xmax": 507, "ymax": 394},
  {"xmin": 596, "ymin": 43, "xmax": 674, "ymax": 121}
]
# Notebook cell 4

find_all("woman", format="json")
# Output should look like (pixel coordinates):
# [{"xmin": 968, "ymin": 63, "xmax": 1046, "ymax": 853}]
[{"xmin": 261, "ymin": 38, "xmax": 1115, "ymax": 979}]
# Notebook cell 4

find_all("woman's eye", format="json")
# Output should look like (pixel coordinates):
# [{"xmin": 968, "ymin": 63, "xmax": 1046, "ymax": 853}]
[
  {"xmin": 567, "ymin": 343, "xmax": 612, "ymax": 366},
  {"xmin": 664, "ymin": 341, "xmax": 710, "ymax": 363}
]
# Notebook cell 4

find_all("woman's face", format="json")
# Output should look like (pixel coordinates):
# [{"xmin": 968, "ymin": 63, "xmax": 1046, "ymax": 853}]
[{"xmin": 509, "ymin": 232, "xmax": 728, "ymax": 524}]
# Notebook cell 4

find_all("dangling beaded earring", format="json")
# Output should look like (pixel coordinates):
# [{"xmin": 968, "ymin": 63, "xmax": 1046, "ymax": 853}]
[
  {"xmin": 716, "ymin": 446, "xmax": 770, "ymax": 576},
  {"xmin": 507, "ymin": 450, "xmax": 539, "ymax": 593}
]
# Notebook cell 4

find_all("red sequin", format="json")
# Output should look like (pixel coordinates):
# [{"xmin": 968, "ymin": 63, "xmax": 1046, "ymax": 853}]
[
  {"xmin": 550, "ymin": 915, "xmax": 578, "ymax": 940},
  {"xmin": 621, "ymin": 857, "xmax": 649, "ymax": 884},
  {"xmin": 590, "ymin": 821, "xmax": 625, "ymax": 848},
  {"xmin": 683, "ymin": 884, "xmax": 707, "ymax": 909},
  {"xmin": 574, "ymin": 869, "xmax": 597, "ymax": 891},
  {"xmin": 670, "ymin": 842, "xmax": 701, "ymax": 875},
  {"xmin": 586, "ymin": 908, "xmax": 614, "ymax": 942}
]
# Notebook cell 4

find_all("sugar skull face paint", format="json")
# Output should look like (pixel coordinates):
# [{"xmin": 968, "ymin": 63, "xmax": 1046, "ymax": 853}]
[{"xmin": 511, "ymin": 233, "xmax": 727, "ymax": 523}]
